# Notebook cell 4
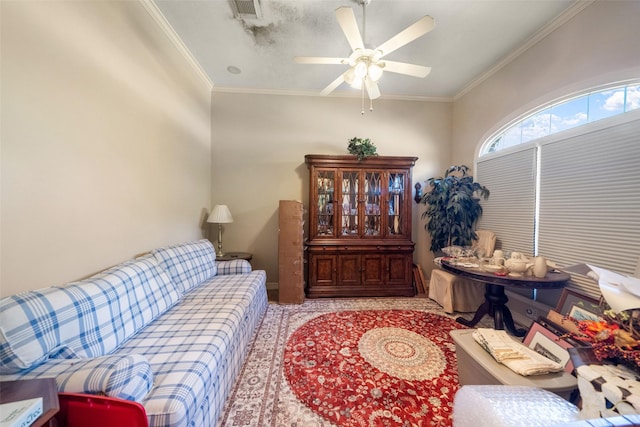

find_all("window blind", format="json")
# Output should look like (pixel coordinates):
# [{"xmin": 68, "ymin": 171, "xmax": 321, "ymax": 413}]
[
  {"xmin": 476, "ymin": 148, "xmax": 537, "ymax": 255},
  {"xmin": 538, "ymin": 116, "xmax": 640, "ymax": 296}
]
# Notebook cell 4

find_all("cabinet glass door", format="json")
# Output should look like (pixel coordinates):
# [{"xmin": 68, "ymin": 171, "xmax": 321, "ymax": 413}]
[
  {"xmin": 340, "ymin": 171, "xmax": 359, "ymax": 236},
  {"xmin": 316, "ymin": 170, "xmax": 335, "ymax": 236},
  {"xmin": 388, "ymin": 172, "xmax": 406, "ymax": 235},
  {"xmin": 364, "ymin": 171, "xmax": 381, "ymax": 236}
]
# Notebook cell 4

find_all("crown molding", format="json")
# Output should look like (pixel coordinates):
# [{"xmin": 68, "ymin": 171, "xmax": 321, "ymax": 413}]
[
  {"xmin": 453, "ymin": 0, "xmax": 595, "ymax": 101},
  {"xmin": 211, "ymin": 86, "xmax": 452, "ymax": 103},
  {"xmin": 139, "ymin": 0, "xmax": 213, "ymax": 90}
]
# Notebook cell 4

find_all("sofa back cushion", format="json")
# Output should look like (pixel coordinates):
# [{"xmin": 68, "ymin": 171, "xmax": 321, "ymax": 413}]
[
  {"xmin": 151, "ymin": 239, "xmax": 217, "ymax": 293},
  {"xmin": 0, "ymin": 256, "xmax": 179, "ymax": 374},
  {"xmin": 90, "ymin": 255, "xmax": 182, "ymax": 339}
]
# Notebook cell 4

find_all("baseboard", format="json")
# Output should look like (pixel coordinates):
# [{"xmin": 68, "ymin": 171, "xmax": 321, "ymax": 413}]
[{"xmin": 505, "ymin": 290, "xmax": 554, "ymax": 329}]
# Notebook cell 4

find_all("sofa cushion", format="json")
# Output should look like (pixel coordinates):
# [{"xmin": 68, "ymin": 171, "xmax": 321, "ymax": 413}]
[
  {"xmin": 151, "ymin": 239, "xmax": 217, "ymax": 293},
  {"xmin": 89, "ymin": 255, "xmax": 182, "ymax": 340},
  {"xmin": 0, "ymin": 256, "xmax": 178, "ymax": 374},
  {"xmin": 55, "ymin": 354, "xmax": 154, "ymax": 402}
]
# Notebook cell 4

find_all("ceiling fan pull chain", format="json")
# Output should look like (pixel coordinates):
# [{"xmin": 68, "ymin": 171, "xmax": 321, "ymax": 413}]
[
  {"xmin": 361, "ymin": 83, "xmax": 365, "ymax": 115},
  {"xmin": 370, "ymin": 97, "xmax": 373, "ymax": 112}
]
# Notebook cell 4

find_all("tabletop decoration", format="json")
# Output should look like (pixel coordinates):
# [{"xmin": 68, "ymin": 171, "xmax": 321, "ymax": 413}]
[{"xmin": 562, "ymin": 315, "xmax": 640, "ymax": 370}]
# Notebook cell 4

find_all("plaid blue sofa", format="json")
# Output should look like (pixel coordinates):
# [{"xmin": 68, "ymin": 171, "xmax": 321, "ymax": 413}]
[{"xmin": 0, "ymin": 239, "xmax": 268, "ymax": 427}]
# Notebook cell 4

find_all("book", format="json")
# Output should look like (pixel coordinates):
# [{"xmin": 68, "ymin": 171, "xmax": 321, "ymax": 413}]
[{"xmin": 0, "ymin": 398, "xmax": 43, "ymax": 427}]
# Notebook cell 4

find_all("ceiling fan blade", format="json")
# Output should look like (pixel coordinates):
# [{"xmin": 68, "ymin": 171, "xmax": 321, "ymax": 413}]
[
  {"xmin": 335, "ymin": 7, "xmax": 364, "ymax": 51},
  {"xmin": 382, "ymin": 61, "xmax": 432, "ymax": 78},
  {"xmin": 365, "ymin": 79, "xmax": 381, "ymax": 100},
  {"xmin": 294, "ymin": 56, "xmax": 346, "ymax": 65},
  {"xmin": 375, "ymin": 15, "xmax": 435, "ymax": 57},
  {"xmin": 320, "ymin": 71, "xmax": 348, "ymax": 96}
]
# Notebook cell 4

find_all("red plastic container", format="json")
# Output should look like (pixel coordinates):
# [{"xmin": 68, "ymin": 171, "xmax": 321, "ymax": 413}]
[{"xmin": 56, "ymin": 393, "xmax": 148, "ymax": 427}]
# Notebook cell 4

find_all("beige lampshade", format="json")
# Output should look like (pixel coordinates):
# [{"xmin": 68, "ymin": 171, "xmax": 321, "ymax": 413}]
[{"xmin": 207, "ymin": 205, "xmax": 234, "ymax": 223}]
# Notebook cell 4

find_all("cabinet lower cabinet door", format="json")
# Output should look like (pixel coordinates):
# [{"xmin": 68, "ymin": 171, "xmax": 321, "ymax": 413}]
[
  {"xmin": 362, "ymin": 254, "xmax": 385, "ymax": 286},
  {"xmin": 387, "ymin": 254, "xmax": 412, "ymax": 286},
  {"xmin": 307, "ymin": 252, "xmax": 414, "ymax": 297},
  {"xmin": 337, "ymin": 254, "xmax": 361, "ymax": 286},
  {"xmin": 311, "ymin": 254, "xmax": 336, "ymax": 287}
]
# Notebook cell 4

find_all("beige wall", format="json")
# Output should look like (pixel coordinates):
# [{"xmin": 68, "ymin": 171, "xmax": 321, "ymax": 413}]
[
  {"xmin": 452, "ymin": 0, "xmax": 640, "ymax": 168},
  {"xmin": 3, "ymin": 0, "xmax": 636, "ymax": 298},
  {"xmin": 210, "ymin": 93, "xmax": 451, "ymax": 285},
  {"xmin": 1, "ymin": 1, "xmax": 212, "ymax": 296}
]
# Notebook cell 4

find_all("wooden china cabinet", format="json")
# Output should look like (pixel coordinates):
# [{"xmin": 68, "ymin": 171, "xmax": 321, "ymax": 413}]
[{"xmin": 305, "ymin": 154, "xmax": 417, "ymax": 298}]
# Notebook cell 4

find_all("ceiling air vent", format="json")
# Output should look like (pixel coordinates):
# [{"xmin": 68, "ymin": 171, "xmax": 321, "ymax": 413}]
[{"xmin": 230, "ymin": 0, "xmax": 262, "ymax": 19}]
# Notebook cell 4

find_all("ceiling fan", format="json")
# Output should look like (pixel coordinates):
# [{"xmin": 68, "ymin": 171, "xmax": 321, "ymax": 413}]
[{"xmin": 294, "ymin": 0, "xmax": 435, "ymax": 104}]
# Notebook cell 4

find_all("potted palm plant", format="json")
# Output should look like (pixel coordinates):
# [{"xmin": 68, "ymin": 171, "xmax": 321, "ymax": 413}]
[{"xmin": 419, "ymin": 165, "xmax": 490, "ymax": 253}]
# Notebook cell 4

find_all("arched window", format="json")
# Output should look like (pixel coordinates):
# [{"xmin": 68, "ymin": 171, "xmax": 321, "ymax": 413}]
[
  {"xmin": 475, "ymin": 81, "xmax": 640, "ymax": 303},
  {"xmin": 480, "ymin": 82, "xmax": 639, "ymax": 156}
]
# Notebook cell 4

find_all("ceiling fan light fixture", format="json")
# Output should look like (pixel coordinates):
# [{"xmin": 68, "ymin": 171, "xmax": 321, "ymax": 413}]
[
  {"xmin": 354, "ymin": 61, "xmax": 368, "ymax": 78},
  {"xmin": 350, "ymin": 76, "xmax": 363, "ymax": 90},
  {"xmin": 368, "ymin": 63, "xmax": 383, "ymax": 82}
]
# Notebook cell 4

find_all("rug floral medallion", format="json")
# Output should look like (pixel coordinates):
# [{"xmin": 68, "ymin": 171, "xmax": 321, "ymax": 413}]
[{"xmin": 219, "ymin": 298, "xmax": 475, "ymax": 427}]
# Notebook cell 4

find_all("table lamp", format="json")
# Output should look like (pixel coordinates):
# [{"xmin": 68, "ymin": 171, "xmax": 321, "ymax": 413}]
[{"xmin": 207, "ymin": 204, "xmax": 234, "ymax": 257}]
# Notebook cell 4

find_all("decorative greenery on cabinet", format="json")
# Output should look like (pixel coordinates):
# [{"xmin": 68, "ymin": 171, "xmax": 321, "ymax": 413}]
[{"xmin": 347, "ymin": 137, "xmax": 378, "ymax": 160}]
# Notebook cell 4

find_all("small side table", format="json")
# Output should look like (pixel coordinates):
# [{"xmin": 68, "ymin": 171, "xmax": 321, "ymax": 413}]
[
  {"xmin": 217, "ymin": 252, "xmax": 253, "ymax": 263},
  {"xmin": 0, "ymin": 378, "xmax": 60, "ymax": 427}
]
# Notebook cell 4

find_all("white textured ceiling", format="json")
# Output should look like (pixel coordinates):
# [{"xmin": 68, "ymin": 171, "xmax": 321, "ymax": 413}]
[{"xmin": 154, "ymin": 0, "xmax": 579, "ymax": 100}]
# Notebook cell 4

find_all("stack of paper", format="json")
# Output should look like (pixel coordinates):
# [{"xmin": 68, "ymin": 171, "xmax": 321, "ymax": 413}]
[
  {"xmin": 473, "ymin": 328, "xmax": 564, "ymax": 376},
  {"xmin": 587, "ymin": 264, "xmax": 640, "ymax": 313}
]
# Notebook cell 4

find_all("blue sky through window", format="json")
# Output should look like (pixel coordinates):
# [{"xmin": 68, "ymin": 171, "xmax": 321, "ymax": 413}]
[{"xmin": 482, "ymin": 82, "xmax": 639, "ymax": 155}]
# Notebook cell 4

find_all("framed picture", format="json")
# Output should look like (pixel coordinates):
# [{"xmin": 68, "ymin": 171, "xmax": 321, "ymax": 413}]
[
  {"xmin": 545, "ymin": 310, "xmax": 581, "ymax": 336},
  {"xmin": 523, "ymin": 321, "xmax": 575, "ymax": 373},
  {"xmin": 555, "ymin": 289, "xmax": 603, "ymax": 319},
  {"xmin": 568, "ymin": 305, "xmax": 602, "ymax": 322}
]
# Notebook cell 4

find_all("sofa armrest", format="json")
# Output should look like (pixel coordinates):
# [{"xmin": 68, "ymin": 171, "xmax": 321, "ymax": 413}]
[
  {"xmin": 56, "ymin": 354, "xmax": 153, "ymax": 402},
  {"xmin": 216, "ymin": 259, "xmax": 252, "ymax": 275}
]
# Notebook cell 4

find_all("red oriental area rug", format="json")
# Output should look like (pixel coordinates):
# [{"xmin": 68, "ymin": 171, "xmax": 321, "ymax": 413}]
[
  {"xmin": 219, "ymin": 298, "xmax": 478, "ymax": 427},
  {"xmin": 284, "ymin": 310, "xmax": 465, "ymax": 427}
]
